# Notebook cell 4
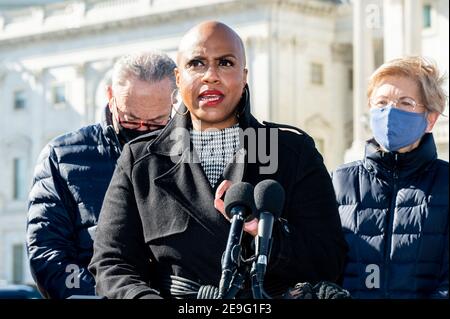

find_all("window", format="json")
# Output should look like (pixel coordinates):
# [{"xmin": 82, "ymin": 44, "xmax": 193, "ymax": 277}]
[
  {"xmin": 13, "ymin": 157, "xmax": 27, "ymax": 201},
  {"xmin": 52, "ymin": 84, "xmax": 66, "ymax": 107},
  {"xmin": 12, "ymin": 244, "xmax": 24, "ymax": 284},
  {"xmin": 311, "ymin": 63, "xmax": 324, "ymax": 85},
  {"xmin": 423, "ymin": 4, "xmax": 432, "ymax": 29},
  {"xmin": 14, "ymin": 90, "xmax": 27, "ymax": 110}
]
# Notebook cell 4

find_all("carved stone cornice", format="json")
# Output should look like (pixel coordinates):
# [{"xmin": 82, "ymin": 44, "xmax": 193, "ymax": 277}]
[
  {"xmin": 245, "ymin": 36, "xmax": 269, "ymax": 49},
  {"xmin": 0, "ymin": 0, "xmax": 345, "ymax": 48},
  {"xmin": 30, "ymin": 68, "xmax": 44, "ymax": 81},
  {"xmin": 0, "ymin": 1, "xmax": 244, "ymax": 46},
  {"xmin": 0, "ymin": 62, "xmax": 39, "ymax": 83},
  {"xmin": 75, "ymin": 63, "xmax": 86, "ymax": 77},
  {"xmin": 246, "ymin": 35, "xmax": 308, "ymax": 53},
  {"xmin": 276, "ymin": 36, "xmax": 308, "ymax": 52},
  {"xmin": 277, "ymin": 0, "xmax": 339, "ymax": 17},
  {"xmin": 331, "ymin": 42, "xmax": 352, "ymax": 63}
]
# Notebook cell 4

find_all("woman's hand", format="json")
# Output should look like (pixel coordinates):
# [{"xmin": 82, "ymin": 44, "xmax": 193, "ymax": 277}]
[{"xmin": 214, "ymin": 180, "xmax": 258, "ymax": 237}]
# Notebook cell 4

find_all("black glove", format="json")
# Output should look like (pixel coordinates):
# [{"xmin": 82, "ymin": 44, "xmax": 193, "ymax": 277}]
[
  {"xmin": 283, "ymin": 281, "xmax": 351, "ymax": 299},
  {"xmin": 283, "ymin": 282, "xmax": 317, "ymax": 299},
  {"xmin": 313, "ymin": 281, "xmax": 351, "ymax": 299}
]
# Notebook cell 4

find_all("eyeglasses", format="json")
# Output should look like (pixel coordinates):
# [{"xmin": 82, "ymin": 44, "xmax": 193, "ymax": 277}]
[
  {"xmin": 111, "ymin": 97, "xmax": 169, "ymax": 131},
  {"xmin": 369, "ymin": 96, "xmax": 424, "ymax": 112}
]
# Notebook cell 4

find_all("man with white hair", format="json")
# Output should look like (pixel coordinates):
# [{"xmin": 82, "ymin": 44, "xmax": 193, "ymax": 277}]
[{"xmin": 26, "ymin": 51, "xmax": 176, "ymax": 299}]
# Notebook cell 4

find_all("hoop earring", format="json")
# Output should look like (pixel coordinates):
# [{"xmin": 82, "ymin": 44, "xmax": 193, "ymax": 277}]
[
  {"xmin": 171, "ymin": 89, "xmax": 189, "ymax": 116},
  {"xmin": 236, "ymin": 85, "xmax": 249, "ymax": 118},
  {"xmin": 173, "ymin": 106, "xmax": 189, "ymax": 116}
]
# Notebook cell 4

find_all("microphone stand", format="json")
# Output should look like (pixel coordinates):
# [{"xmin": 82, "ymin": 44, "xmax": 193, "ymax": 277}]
[
  {"xmin": 250, "ymin": 262, "xmax": 272, "ymax": 299},
  {"xmin": 219, "ymin": 244, "xmax": 256, "ymax": 299},
  {"xmin": 223, "ymin": 264, "xmax": 248, "ymax": 299},
  {"xmin": 219, "ymin": 182, "xmax": 256, "ymax": 299},
  {"xmin": 250, "ymin": 239, "xmax": 273, "ymax": 299},
  {"xmin": 218, "ymin": 213, "xmax": 245, "ymax": 299}
]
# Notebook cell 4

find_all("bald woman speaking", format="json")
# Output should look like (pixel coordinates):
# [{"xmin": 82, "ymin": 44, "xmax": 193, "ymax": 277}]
[{"xmin": 89, "ymin": 21, "xmax": 347, "ymax": 299}]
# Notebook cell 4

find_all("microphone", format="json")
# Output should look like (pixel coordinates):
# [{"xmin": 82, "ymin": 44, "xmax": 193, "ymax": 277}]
[
  {"xmin": 218, "ymin": 182, "xmax": 255, "ymax": 298},
  {"xmin": 252, "ymin": 179, "xmax": 285, "ymax": 298}
]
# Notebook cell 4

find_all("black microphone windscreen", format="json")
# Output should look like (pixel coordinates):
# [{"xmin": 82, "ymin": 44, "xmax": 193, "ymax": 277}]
[
  {"xmin": 224, "ymin": 182, "xmax": 255, "ymax": 218},
  {"xmin": 254, "ymin": 179, "xmax": 285, "ymax": 218}
]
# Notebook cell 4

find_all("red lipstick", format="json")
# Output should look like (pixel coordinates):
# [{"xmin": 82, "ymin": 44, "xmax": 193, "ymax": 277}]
[{"xmin": 198, "ymin": 90, "xmax": 225, "ymax": 107}]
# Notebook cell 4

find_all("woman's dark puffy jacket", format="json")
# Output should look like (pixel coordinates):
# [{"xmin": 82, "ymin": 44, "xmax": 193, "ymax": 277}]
[{"xmin": 332, "ymin": 133, "xmax": 448, "ymax": 299}]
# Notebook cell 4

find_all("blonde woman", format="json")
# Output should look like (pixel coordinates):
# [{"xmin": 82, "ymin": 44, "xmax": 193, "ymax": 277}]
[{"xmin": 332, "ymin": 56, "xmax": 448, "ymax": 299}]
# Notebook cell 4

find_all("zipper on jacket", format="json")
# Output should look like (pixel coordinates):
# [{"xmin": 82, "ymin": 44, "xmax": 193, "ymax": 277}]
[{"xmin": 383, "ymin": 153, "xmax": 399, "ymax": 298}]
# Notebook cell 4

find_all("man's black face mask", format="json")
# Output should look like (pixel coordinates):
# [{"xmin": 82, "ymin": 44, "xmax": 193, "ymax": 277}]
[{"xmin": 117, "ymin": 125, "xmax": 154, "ymax": 144}]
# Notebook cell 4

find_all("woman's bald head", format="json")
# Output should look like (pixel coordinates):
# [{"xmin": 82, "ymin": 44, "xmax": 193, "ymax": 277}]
[
  {"xmin": 174, "ymin": 21, "xmax": 248, "ymax": 131},
  {"xmin": 177, "ymin": 21, "xmax": 246, "ymax": 66}
]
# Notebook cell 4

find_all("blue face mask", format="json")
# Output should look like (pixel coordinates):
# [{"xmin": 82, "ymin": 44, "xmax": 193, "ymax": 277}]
[{"xmin": 369, "ymin": 106, "xmax": 428, "ymax": 152}]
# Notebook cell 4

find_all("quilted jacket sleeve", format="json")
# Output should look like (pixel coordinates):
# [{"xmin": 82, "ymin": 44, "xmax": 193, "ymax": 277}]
[{"xmin": 26, "ymin": 144, "xmax": 95, "ymax": 299}]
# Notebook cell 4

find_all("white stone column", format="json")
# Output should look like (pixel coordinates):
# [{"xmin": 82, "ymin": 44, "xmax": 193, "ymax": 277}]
[
  {"xmin": 274, "ymin": 36, "xmax": 300, "ymax": 125},
  {"xmin": 383, "ymin": 0, "xmax": 405, "ymax": 60},
  {"xmin": 384, "ymin": 0, "xmax": 422, "ymax": 60},
  {"xmin": 404, "ymin": 0, "xmax": 422, "ymax": 55},
  {"xmin": 74, "ymin": 63, "xmax": 88, "ymax": 125},
  {"xmin": 84, "ymin": 63, "xmax": 105, "ymax": 125},
  {"xmin": 344, "ymin": 0, "xmax": 374, "ymax": 163},
  {"xmin": 246, "ymin": 36, "xmax": 271, "ymax": 122},
  {"xmin": 30, "ymin": 69, "xmax": 45, "ymax": 176},
  {"xmin": 331, "ymin": 43, "xmax": 353, "ymax": 170},
  {"xmin": 90, "ymin": 59, "xmax": 114, "ymax": 123}
]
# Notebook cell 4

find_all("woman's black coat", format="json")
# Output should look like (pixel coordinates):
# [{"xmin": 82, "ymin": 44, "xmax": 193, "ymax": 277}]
[{"xmin": 89, "ymin": 97, "xmax": 348, "ymax": 299}]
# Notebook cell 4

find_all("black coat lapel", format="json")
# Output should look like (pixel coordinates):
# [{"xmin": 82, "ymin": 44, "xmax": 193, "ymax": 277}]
[
  {"xmin": 211, "ymin": 147, "xmax": 246, "ymax": 194},
  {"xmin": 148, "ymin": 94, "xmax": 265, "ymax": 243},
  {"xmin": 150, "ymin": 108, "xmax": 230, "ymax": 243},
  {"xmin": 154, "ymin": 150, "xmax": 230, "ymax": 243}
]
